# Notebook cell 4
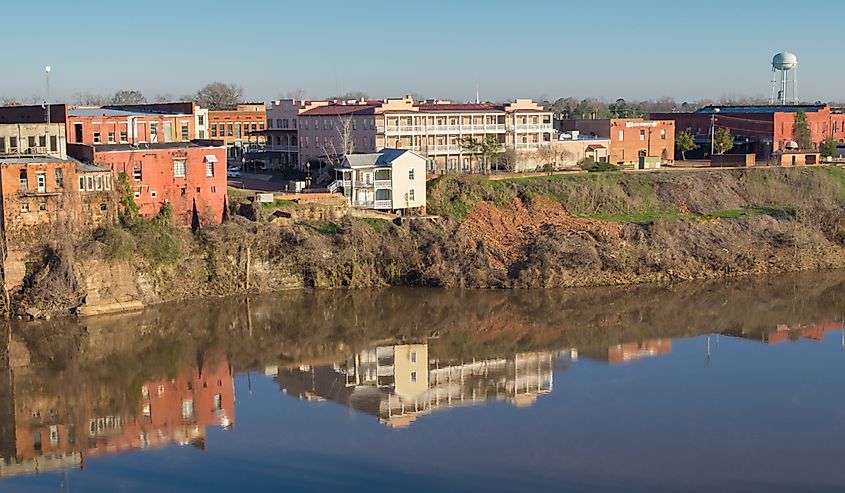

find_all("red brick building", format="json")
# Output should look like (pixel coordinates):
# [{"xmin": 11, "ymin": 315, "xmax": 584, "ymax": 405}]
[
  {"xmin": 0, "ymin": 156, "xmax": 116, "ymax": 290},
  {"xmin": 4, "ymin": 356, "xmax": 234, "ymax": 475},
  {"xmin": 651, "ymin": 104, "xmax": 845, "ymax": 160},
  {"xmin": 70, "ymin": 142, "xmax": 227, "ymax": 226},
  {"xmin": 557, "ymin": 118, "xmax": 675, "ymax": 166},
  {"xmin": 66, "ymin": 103, "xmax": 198, "ymax": 146},
  {"xmin": 207, "ymin": 103, "xmax": 267, "ymax": 163},
  {"xmin": 0, "ymin": 157, "xmax": 114, "ymax": 248}
]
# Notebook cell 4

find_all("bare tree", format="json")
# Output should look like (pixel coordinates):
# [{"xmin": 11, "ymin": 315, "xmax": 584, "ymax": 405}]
[
  {"xmin": 0, "ymin": 97, "xmax": 21, "ymax": 106},
  {"xmin": 154, "ymin": 93, "xmax": 175, "ymax": 103},
  {"xmin": 499, "ymin": 148, "xmax": 519, "ymax": 172},
  {"xmin": 319, "ymin": 115, "xmax": 356, "ymax": 166},
  {"xmin": 282, "ymin": 88, "xmax": 307, "ymax": 100},
  {"xmin": 332, "ymin": 90, "xmax": 368, "ymax": 101},
  {"xmin": 537, "ymin": 144, "xmax": 575, "ymax": 171},
  {"xmin": 110, "ymin": 90, "xmax": 146, "ymax": 105},
  {"xmin": 193, "ymin": 82, "xmax": 244, "ymax": 110},
  {"xmin": 72, "ymin": 92, "xmax": 109, "ymax": 106}
]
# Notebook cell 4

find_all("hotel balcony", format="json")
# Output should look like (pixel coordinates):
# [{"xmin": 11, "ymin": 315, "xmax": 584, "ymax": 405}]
[
  {"xmin": 382, "ymin": 124, "xmax": 507, "ymax": 135},
  {"xmin": 511, "ymin": 124, "xmax": 554, "ymax": 132},
  {"xmin": 514, "ymin": 142, "xmax": 542, "ymax": 151},
  {"xmin": 420, "ymin": 144, "xmax": 462, "ymax": 155}
]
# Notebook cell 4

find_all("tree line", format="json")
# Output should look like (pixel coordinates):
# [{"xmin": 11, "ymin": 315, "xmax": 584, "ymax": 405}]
[{"xmin": 0, "ymin": 82, "xmax": 246, "ymax": 111}]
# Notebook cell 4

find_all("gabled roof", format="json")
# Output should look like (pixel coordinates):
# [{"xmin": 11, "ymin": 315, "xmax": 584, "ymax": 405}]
[
  {"xmin": 301, "ymin": 104, "xmax": 377, "ymax": 116},
  {"xmin": 340, "ymin": 148, "xmax": 420, "ymax": 168},
  {"xmin": 343, "ymin": 153, "xmax": 382, "ymax": 167},
  {"xmin": 415, "ymin": 103, "xmax": 504, "ymax": 113}
]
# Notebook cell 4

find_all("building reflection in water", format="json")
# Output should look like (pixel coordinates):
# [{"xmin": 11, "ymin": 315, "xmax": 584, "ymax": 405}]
[
  {"xmin": 605, "ymin": 339, "xmax": 672, "ymax": 364},
  {"xmin": 274, "ymin": 341, "xmax": 571, "ymax": 428},
  {"xmin": 716, "ymin": 320, "xmax": 845, "ymax": 348},
  {"xmin": 0, "ymin": 356, "xmax": 235, "ymax": 479}
]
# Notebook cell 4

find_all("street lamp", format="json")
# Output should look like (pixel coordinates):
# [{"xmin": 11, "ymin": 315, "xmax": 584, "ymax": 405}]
[
  {"xmin": 710, "ymin": 108, "xmax": 720, "ymax": 157},
  {"xmin": 305, "ymin": 162, "xmax": 312, "ymax": 189},
  {"xmin": 45, "ymin": 65, "xmax": 51, "ymax": 154}
]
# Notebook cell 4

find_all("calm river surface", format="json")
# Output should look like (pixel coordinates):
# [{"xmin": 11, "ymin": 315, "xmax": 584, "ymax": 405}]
[{"xmin": 1, "ymin": 272, "xmax": 845, "ymax": 492}]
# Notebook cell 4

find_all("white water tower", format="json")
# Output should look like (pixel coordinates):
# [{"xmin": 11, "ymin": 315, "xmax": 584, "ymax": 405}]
[{"xmin": 770, "ymin": 52, "xmax": 798, "ymax": 105}]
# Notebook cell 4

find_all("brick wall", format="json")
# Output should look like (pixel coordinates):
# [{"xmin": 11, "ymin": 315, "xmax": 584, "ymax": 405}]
[{"xmin": 93, "ymin": 145, "xmax": 227, "ymax": 226}]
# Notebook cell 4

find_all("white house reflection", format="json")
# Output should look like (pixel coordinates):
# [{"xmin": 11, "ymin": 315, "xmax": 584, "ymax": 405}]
[{"xmin": 274, "ymin": 342, "xmax": 567, "ymax": 428}]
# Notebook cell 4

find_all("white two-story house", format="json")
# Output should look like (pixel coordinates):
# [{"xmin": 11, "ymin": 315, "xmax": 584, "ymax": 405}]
[{"xmin": 335, "ymin": 148, "xmax": 426, "ymax": 214}]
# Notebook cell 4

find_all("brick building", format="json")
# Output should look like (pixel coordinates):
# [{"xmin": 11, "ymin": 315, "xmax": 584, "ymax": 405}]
[
  {"xmin": 556, "ymin": 118, "xmax": 675, "ymax": 166},
  {"xmin": 650, "ymin": 104, "xmax": 845, "ymax": 160},
  {"xmin": 1, "ymin": 357, "xmax": 234, "ymax": 477},
  {"xmin": 207, "ymin": 103, "xmax": 267, "ymax": 164},
  {"xmin": 69, "ymin": 141, "xmax": 227, "ymax": 226},
  {"xmin": 0, "ymin": 156, "xmax": 115, "ymax": 291},
  {"xmin": 67, "ymin": 104, "xmax": 198, "ymax": 147}
]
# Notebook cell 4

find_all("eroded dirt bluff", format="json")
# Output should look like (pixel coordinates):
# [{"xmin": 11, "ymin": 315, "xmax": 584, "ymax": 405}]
[{"xmin": 9, "ymin": 167, "xmax": 845, "ymax": 318}]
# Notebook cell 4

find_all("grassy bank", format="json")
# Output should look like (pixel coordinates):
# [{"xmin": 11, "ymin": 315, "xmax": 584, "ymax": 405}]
[
  {"xmin": 427, "ymin": 167, "xmax": 845, "ymax": 224},
  {"xmin": 11, "ymin": 166, "xmax": 845, "ymax": 318}
]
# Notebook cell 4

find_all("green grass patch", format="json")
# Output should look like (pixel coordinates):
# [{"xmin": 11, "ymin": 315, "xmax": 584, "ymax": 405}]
[
  {"xmin": 584, "ymin": 206, "xmax": 793, "ymax": 224},
  {"xmin": 304, "ymin": 220, "xmax": 341, "ymax": 235},
  {"xmin": 357, "ymin": 217, "xmax": 396, "ymax": 232},
  {"xmin": 261, "ymin": 199, "xmax": 296, "ymax": 208},
  {"xmin": 585, "ymin": 211, "xmax": 686, "ymax": 223}
]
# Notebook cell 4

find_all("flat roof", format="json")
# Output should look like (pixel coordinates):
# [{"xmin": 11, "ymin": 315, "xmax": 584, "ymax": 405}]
[
  {"xmin": 77, "ymin": 162, "xmax": 111, "ymax": 173},
  {"xmin": 0, "ymin": 104, "xmax": 66, "ymax": 124},
  {"xmin": 696, "ymin": 104, "xmax": 826, "ymax": 114},
  {"xmin": 93, "ymin": 141, "xmax": 223, "ymax": 152},
  {"xmin": 0, "ymin": 155, "xmax": 74, "ymax": 165},
  {"xmin": 69, "ymin": 108, "xmax": 154, "ymax": 118}
]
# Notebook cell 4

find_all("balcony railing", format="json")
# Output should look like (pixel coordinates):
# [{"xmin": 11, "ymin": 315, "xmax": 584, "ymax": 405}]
[
  {"xmin": 514, "ymin": 142, "xmax": 542, "ymax": 150},
  {"xmin": 251, "ymin": 144, "xmax": 299, "ymax": 152},
  {"xmin": 353, "ymin": 199, "xmax": 393, "ymax": 209},
  {"xmin": 373, "ymin": 179, "xmax": 392, "ymax": 189},
  {"xmin": 354, "ymin": 181, "xmax": 374, "ymax": 188},
  {"xmin": 511, "ymin": 124, "xmax": 554, "ymax": 131},
  {"xmin": 382, "ymin": 124, "xmax": 507, "ymax": 134},
  {"xmin": 421, "ymin": 145, "xmax": 462, "ymax": 154}
]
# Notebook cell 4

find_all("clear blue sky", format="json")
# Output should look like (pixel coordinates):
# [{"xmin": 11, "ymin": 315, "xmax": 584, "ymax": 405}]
[{"xmin": 3, "ymin": 0, "xmax": 842, "ymax": 104}]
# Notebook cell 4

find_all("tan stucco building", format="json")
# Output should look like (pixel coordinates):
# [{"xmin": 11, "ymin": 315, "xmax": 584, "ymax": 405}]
[{"xmin": 258, "ymin": 96, "xmax": 555, "ymax": 175}]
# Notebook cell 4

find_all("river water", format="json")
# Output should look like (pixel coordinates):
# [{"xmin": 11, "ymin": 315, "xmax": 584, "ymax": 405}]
[{"xmin": 1, "ymin": 272, "xmax": 844, "ymax": 492}]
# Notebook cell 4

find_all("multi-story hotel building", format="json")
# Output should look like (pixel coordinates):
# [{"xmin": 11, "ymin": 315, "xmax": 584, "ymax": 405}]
[
  {"xmin": 257, "ymin": 97, "xmax": 555, "ymax": 175},
  {"xmin": 375, "ymin": 96, "xmax": 555, "ymax": 174}
]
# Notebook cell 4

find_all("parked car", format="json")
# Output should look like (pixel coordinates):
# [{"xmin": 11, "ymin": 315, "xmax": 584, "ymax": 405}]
[{"xmin": 227, "ymin": 169, "xmax": 241, "ymax": 178}]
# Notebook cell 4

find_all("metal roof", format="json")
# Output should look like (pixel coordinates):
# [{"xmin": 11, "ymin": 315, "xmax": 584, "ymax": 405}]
[
  {"xmin": 93, "ymin": 141, "xmax": 222, "ymax": 152},
  {"xmin": 76, "ymin": 162, "xmax": 111, "ymax": 173},
  {"xmin": 340, "ymin": 148, "xmax": 418, "ymax": 168},
  {"xmin": 696, "ymin": 104, "xmax": 826, "ymax": 114},
  {"xmin": 0, "ymin": 155, "xmax": 74, "ymax": 165}
]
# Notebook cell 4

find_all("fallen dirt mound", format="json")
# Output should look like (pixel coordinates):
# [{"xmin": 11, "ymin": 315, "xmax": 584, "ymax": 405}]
[
  {"xmin": 456, "ymin": 195, "xmax": 620, "ymax": 268},
  {"xmin": 652, "ymin": 172, "xmax": 748, "ymax": 214}
]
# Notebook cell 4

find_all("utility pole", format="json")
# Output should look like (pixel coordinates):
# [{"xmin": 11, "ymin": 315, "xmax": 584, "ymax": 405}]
[
  {"xmin": 44, "ymin": 66, "xmax": 52, "ymax": 155},
  {"xmin": 709, "ymin": 108, "xmax": 720, "ymax": 157}
]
